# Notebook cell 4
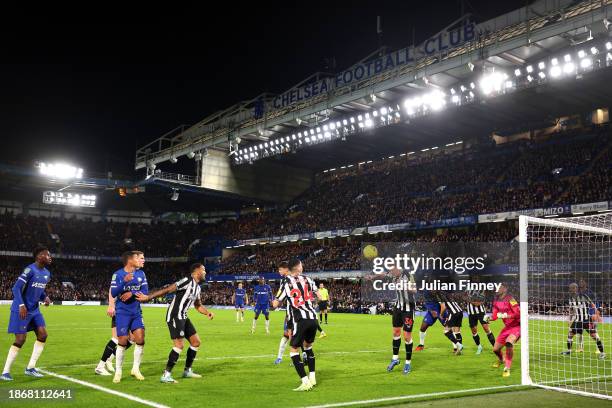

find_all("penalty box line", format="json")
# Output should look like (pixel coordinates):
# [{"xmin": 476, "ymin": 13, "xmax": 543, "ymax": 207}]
[
  {"xmin": 306, "ymin": 384, "xmax": 524, "ymax": 408},
  {"xmin": 38, "ymin": 369, "xmax": 170, "ymax": 408}
]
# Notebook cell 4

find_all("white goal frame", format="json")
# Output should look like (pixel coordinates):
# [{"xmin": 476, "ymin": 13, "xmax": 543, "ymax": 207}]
[{"xmin": 519, "ymin": 214, "xmax": 612, "ymax": 400}]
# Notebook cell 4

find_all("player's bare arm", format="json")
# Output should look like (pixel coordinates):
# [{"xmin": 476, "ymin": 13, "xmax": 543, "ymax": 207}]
[
  {"xmin": 107, "ymin": 288, "xmax": 115, "ymax": 317},
  {"xmin": 135, "ymin": 283, "xmax": 177, "ymax": 302},
  {"xmin": 194, "ymin": 298, "xmax": 214, "ymax": 320}
]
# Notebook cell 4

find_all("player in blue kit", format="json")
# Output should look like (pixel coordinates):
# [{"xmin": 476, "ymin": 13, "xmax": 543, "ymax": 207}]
[
  {"xmin": 109, "ymin": 250, "xmax": 148, "ymax": 383},
  {"xmin": 251, "ymin": 277, "xmax": 273, "ymax": 334},
  {"xmin": 1, "ymin": 246, "xmax": 52, "ymax": 381},
  {"xmin": 415, "ymin": 287, "xmax": 444, "ymax": 351},
  {"xmin": 232, "ymin": 282, "xmax": 248, "ymax": 322}
]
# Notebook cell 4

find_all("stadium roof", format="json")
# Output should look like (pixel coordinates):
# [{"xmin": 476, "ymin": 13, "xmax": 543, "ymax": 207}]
[
  {"xmin": 136, "ymin": 0, "xmax": 612, "ymax": 173},
  {"xmin": 0, "ymin": 162, "xmax": 262, "ymax": 213}
]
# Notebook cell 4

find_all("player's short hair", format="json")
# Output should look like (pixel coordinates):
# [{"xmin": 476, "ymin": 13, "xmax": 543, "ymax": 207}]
[
  {"xmin": 278, "ymin": 261, "xmax": 289, "ymax": 269},
  {"xmin": 33, "ymin": 245, "xmax": 49, "ymax": 258},
  {"xmin": 190, "ymin": 263, "xmax": 204, "ymax": 273},
  {"xmin": 121, "ymin": 250, "xmax": 144, "ymax": 265},
  {"xmin": 288, "ymin": 258, "xmax": 302, "ymax": 271}
]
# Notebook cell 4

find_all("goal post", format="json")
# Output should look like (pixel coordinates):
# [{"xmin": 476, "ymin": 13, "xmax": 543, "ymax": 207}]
[{"xmin": 519, "ymin": 213, "xmax": 612, "ymax": 400}]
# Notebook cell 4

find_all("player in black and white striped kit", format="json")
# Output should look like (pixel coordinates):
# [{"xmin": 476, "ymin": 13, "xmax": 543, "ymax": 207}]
[
  {"xmin": 386, "ymin": 268, "xmax": 416, "ymax": 375},
  {"xmin": 562, "ymin": 283, "xmax": 605, "ymax": 359},
  {"xmin": 440, "ymin": 294, "xmax": 464, "ymax": 355},
  {"xmin": 272, "ymin": 259, "xmax": 322, "ymax": 392},
  {"xmin": 136, "ymin": 263, "xmax": 214, "ymax": 383},
  {"xmin": 467, "ymin": 286, "xmax": 496, "ymax": 355},
  {"xmin": 274, "ymin": 261, "xmax": 292, "ymax": 364}
]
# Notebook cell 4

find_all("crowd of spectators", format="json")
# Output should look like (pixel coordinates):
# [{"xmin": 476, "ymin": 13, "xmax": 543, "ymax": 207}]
[
  {"xmin": 0, "ymin": 124, "xmax": 611, "ymax": 313},
  {"xmin": 219, "ymin": 223, "xmax": 518, "ymax": 275},
  {"xmin": 0, "ymin": 125, "xmax": 610, "ymax": 253},
  {"xmin": 0, "ymin": 214, "xmax": 205, "ymax": 257},
  {"xmin": 207, "ymin": 125, "xmax": 612, "ymax": 239}
]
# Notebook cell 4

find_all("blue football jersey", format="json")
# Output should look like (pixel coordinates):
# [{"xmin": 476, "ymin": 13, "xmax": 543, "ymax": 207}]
[
  {"xmin": 254, "ymin": 284, "xmax": 272, "ymax": 305},
  {"xmin": 11, "ymin": 263, "xmax": 51, "ymax": 312},
  {"xmin": 110, "ymin": 268, "xmax": 148, "ymax": 314},
  {"xmin": 235, "ymin": 288, "xmax": 246, "ymax": 303}
]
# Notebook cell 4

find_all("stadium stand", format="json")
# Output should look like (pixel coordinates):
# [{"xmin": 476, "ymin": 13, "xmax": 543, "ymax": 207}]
[{"xmin": 0, "ymin": 124, "xmax": 611, "ymax": 305}]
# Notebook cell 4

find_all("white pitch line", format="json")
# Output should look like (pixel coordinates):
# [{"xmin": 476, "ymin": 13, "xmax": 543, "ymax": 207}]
[
  {"xmin": 45, "ymin": 349, "xmax": 387, "ymax": 369},
  {"xmin": 50, "ymin": 326, "xmax": 165, "ymax": 331},
  {"xmin": 38, "ymin": 369, "xmax": 170, "ymax": 408},
  {"xmin": 305, "ymin": 384, "xmax": 524, "ymax": 408}
]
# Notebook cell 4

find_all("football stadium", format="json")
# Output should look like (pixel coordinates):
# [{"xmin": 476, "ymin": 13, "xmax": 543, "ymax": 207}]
[{"xmin": 1, "ymin": 1, "xmax": 612, "ymax": 407}]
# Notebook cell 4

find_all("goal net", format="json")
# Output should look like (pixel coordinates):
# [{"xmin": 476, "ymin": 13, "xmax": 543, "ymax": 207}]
[{"xmin": 519, "ymin": 213, "xmax": 612, "ymax": 400}]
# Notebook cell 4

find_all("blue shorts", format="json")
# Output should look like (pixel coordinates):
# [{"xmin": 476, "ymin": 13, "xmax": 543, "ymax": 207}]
[
  {"xmin": 115, "ymin": 311, "xmax": 145, "ymax": 336},
  {"xmin": 423, "ymin": 303, "xmax": 442, "ymax": 326},
  {"xmin": 8, "ymin": 310, "xmax": 46, "ymax": 334},
  {"xmin": 254, "ymin": 304, "xmax": 269, "ymax": 317},
  {"xmin": 235, "ymin": 303, "xmax": 244, "ymax": 309}
]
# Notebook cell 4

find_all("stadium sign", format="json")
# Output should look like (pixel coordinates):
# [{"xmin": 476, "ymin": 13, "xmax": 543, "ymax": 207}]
[
  {"xmin": 389, "ymin": 223, "xmax": 411, "ymax": 231},
  {"xmin": 272, "ymin": 19, "xmax": 476, "ymax": 110},
  {"xmin": 541, "ymin": 205, "xmax": 570, "ymax": 217},
  {"xmin": 571, "ymin": 201, "xmax": 608, "ymax": 213},
  {"xmin": 367, "ymin": 225, "xmax": 390, "ymax": 234},
  {"xmin": 43, "ymin": 191, "xmax": 96, "ymax": 208},
  {"xmin": 478, "ymin": 205, "xmax": 572, "ymax": 223}
]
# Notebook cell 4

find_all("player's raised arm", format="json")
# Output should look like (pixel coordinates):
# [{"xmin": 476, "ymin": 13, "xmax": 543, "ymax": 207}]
[
  {"xmin": 136, "ymin": 276, "xmax": 190, "ymax": 302},
  {"xmin": 135, "ymin": 283, "xmax": 176, "ymax": 302}
]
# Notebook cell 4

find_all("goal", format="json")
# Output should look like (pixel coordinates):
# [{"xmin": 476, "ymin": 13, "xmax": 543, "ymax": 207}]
[{"xmin": 519, "ymin": 213, "xmax": 612, "ymax": 400}]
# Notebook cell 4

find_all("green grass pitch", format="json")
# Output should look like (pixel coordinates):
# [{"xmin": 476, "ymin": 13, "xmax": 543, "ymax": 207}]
[{"xmin": 0, "ymin": 306, "xmax": 609, "ymax": 407}]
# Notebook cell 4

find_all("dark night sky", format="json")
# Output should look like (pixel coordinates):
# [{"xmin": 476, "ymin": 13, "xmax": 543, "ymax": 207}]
[{"xmin": 0, "ymin": 1, "xmax": 528, "ymax": 177}]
